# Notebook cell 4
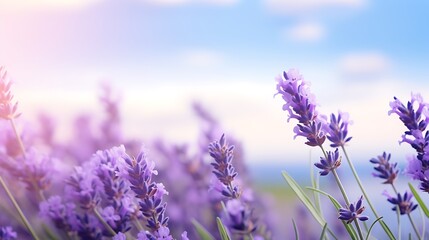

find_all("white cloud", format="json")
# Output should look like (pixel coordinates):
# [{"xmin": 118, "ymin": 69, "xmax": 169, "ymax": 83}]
[
  {"xmin": 265, "ymin": 0, "xmax": 365, "ymax": 15},
  {"xmin": 141, "ymin": 0, "xmax": 238, "ymax": 7},
  {"xmin": 181, "ymin": 49, "xmax": 224, "ymax": 68},
  {"xmin": 286, "ymin": 21, "xmax": 325, "ymax": 42},
  {"xmin": 339, "ymin": 52, "xmax": 391, "ymax": 77}
]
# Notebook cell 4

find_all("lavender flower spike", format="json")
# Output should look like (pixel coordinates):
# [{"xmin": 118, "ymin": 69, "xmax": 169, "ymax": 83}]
[
  {"xmin": 275, "ymin": 69, "xmax": 317, "ymax": 125},
  {"xmin": 223, "ymin": 199, "xmax": 257, "ymax": 235},
  {"xmin": 0, "ymin": 226, "xmax": 17, "ymax": 240},
  {"xmin": 325, "ymin": 111, "xmax": 352, "ymax": 147},
  {"xmin": 122, "ymin": 150, "xmax": 170, "ymax": 234},
  {"xmin": 208, "ymin": 134, "xmax": 240, "ymax": 198},
  {"xmin": 314, "ymin": 148, "xmax": 341, "ymax": 176},
  {"xmin": 338, "ymin": 196, "xmax": 369, "ymax": 224},
  {"xmin": 388, "ymin": 93, "xmax": 429, "ymax": 133},
  {"xmin": 385, "ymin": 191, "xmax": 418, "ymax": 215},
  {"xmin": 275, "ymin": 69, "xmax": 326, "ymax": 147},
  {"xmin": 370, "ymin": 152, "xmax": 399, "ymax": 184},
  {"xmin": 0, "ymin": 66, "xmax": 21, "ymax": 120}
]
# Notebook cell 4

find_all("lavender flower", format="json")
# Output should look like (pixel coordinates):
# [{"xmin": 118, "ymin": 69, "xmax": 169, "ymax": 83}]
[
  {"xmin": 222, "ymin": 199, "xmax": 257, "ymax": 235},
  {"xmin": 388, "ymin": 94, "xmax": 429, "ymax": 192},
  {"xmin": 388, "ymin": 93, "xmax": 429, "ymax": 133},
  {"xmin": 75, "ymin": 213, "xmax": 103, "ymax": 240},
  {"xmin": 0, "ymin": 67, "xmax": 21, "ymax": 120},
  {"xmin": 66, "ymin": 166, "xmax": 101, "ymax": 210},
  {"xmin": 405, "ymin": 155, "xmax": 424, "ymax": 180},
  {"xmin": 314, "ymin": 149, "xmax": 341, "ymax": 176},
  {"xmin": 137, "ymin": 226, "xmax": 174, "ymax": 240},
  {"xmin": 276, "ymin": 69, "xmax": 326, "ymax": 147},
  {"xmin": 385, "ymin": 191, "xmax": 418, "ymax": 215},
  {"xmin": 370, "ymin": 152, "xmax": 399, "ymax": 184},
  {"xmin": 325, "ymin": 112, "xmax": 352, "ymax": 147},
  {"xmin": 122, "ymin": 150, "xmax": 170, "ymax": 233},
  {"xmin": 98, "ymin": 83, "xmax": 123, "ymax": 147},
  {"xmin": 208, "ymin": 134, "xmax": 240, "ymax": 199},
  {"xmin": 275, "ymin": 69, "xmax": 317, "ymax": 125},
  {"xmin": 113, "ymin": 232, "xmax": 127, "ymax": 240},
  {"xmin": 338, "ymin": 196, "xmax": 368, "ymax": 224},
  {"xmin": 92, "ymin": 146, "xmax": 132, "ymax": 232},
  {"xmin": 39, "ymin": 196, "xmax": 78, "ymax": 234},
  {"xmin": 0, "ymin": 226, "xmax": 17, "ymax": 240}
]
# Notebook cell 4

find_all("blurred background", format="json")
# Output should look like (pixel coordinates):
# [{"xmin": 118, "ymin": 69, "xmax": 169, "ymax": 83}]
[{"xmin": 1, "ymin": 0, "xmax": 428, "ymax": 185}]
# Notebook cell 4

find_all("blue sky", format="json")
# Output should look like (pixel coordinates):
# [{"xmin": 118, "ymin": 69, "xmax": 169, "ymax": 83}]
[{"xmin": 0, "ymin": 0, "xmax": 428, "ymax": 164}]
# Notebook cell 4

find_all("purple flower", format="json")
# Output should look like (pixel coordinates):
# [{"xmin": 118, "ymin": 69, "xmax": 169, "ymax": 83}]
[
  {"xmin": 222, "ymin": 199, "xmax": 257, "ymax": 235},
  {"xmin": 385, "ymin": 191, "xmax": 418, "ymax": 215},
  {"xmin": 98, "ymin": 83, "xmax": 123, "ymax": 147},
  {"xmin": 388, "ymin": 93, "xmax": 429, "ymax": 133},
  {"xmin": 75, "ymin": 213, "xmax": 103, "ymax": 240},
  {"xmin": 208, "ymin": 134, "xmax": 240, "ymax": 199},
  {"xmin": 276, "ymin": 69, "xmax": 326, "ymax": 147},
  {"xmin": 314, "ymin": 149, "xmax": 341, "ymax": 176},
  {"xmin": 92, "ymin": 146, "xmax": 133, "ymax": 232},
  {"xmin": 275, "ymin": 69, "xmax": 317, "ymax": 125},
  {"xmin": 137, "ymin": 226, "xmax": 175, "ymax": 240},
  {"xmin": 0, "ymin": 226, "xmax": 17, "ymax": 240},
  {"xmin": 293, "ymin": 121, "xmax": 326, "ymax": 147},
  {"xmin": 65, "ymin": 166, "xmax": 101, "ymax": 210},
  {"xmin": 369, "ymin": 152, "xmax": 399, "ymax": 184},
  {"xmin": 122, "ymin": 150, "xmax": 170, "ymax": 233},
  {"xmin": 338, "ymin": 196, "xmax": 369, "ymax": 224},
  {"xmin": 101, "ymin": 206, "xmax": 121, "ymax": 228},
  {"xmin": 39, "ymin": 196, "xmax": 78, "ymax": 233},
  {"xmin": 389, "ymin": 94, "xmax": 429, "ymax": 192},
  {"xmin": 113, "ymin": 232, "xmax": 127, "ymax": 240},
  {"xmin": 325, "ymin": 112, "xmax": 352, "ymax": 147},
  {"xmin": 0, "ymin": 67, "xmax": 21, "ymax": 120}
]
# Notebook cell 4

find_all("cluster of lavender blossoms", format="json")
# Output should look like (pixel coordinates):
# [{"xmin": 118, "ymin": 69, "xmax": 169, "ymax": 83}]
[
  {"xmin": 0, "ymin": 66, "xmax": 275, "ymax": 239},
  {"xmin": 389, "ymin": 94, "xmax": 429, "ymax": 192},
  {"xmin": 275, "ymin": 68, "xmax": 426, "ymax": 240},
  {"xmin": 3, "ymin": 63, "xmax": 429, "ymax": 240},
  {"xmin": 276, "ymin": 69, "xmax": 366, "ymax": 227},
  {"xmin": 208, "ymin": 134, "xmax": 267, "ymax": 239}
]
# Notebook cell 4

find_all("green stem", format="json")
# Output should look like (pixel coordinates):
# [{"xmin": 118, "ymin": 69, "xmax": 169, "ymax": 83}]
[
  {"xmin": 10, "ymin": 118, "xmax": 26, "ymax": 158},
  {"xmin": 341, "ymin": 146, "xmax": 394, "ymax": 240},
  {"xmin": 331, "ymin": 169, "xmax": 350, "ymax": 206},
  {"xmin": 93, "ymin": 208, "xmax": 117, "ymax": 236},
  {"xmin": 408, "ymin": 214, "xmax": 421, "ymax": 240},
  {"xmin": 319, "ymin": 146, "xmax": 350, "ymax": 205},
  {"xmin": 353, "ymin": 219, "xmax": 365, "ymax": 240},
  {"xmin": 391, "ymin": 184, "xmax": 421, "ymax": 240},
  {"xmin": 134, "ymin": 219, "xmax": 144, "ymax": 231},
  {"xmin": 0, "ymin": 175, "xmax": 40, "ymax": 240},
  {"xmin": 320, "ymin": 146, "xmax": 363, "ymax": 239}
]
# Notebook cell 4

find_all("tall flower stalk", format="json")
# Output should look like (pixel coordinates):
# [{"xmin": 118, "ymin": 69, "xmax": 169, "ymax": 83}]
[
  {"xmin": 208, "ymin": 134, "xmax": 263, "ymax": 239},
  {"xmin": 388, "ymin": 94, "xmax": 429, "ymax": 192},
  {"xmin": 324, "ymin": 96, "xmax": 394, "ymax": 239},
  {"xmin": 275, "ymin": 69, "xmax": 393, "ymax": 239},
  {"xmin": 370, "ymin": 152, "xmax": 421, "ymax": 239},
  {"xmin": 0, "ymin": 66, "xmax": 40, "ymax": 240}
]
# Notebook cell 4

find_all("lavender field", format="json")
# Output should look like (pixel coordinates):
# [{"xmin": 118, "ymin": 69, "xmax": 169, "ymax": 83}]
[{"xmin": 0, "ymin": 1, "xmax": 429, "ymax": 239}]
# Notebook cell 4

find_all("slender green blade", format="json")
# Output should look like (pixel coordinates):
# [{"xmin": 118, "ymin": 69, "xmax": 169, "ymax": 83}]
[
  {"xmin": 191, "ymin": 219, "xmax": 216, "ymax": 240},
  {"xmin": 282, "ymin": 171, "xmax": 326, "ymax": 226},
  {"xmin": 216, "ymin": 217, "xmax": 232, "ymax": 240},
  {"xmin": 292, "ymin": 219, "xmax": 299, "ymax": 240},
  {"xmin": 319, "ymin": 223, "xmax": 328, "ymax": 240},
  {"xmin": 366, "ymin": 217, "xmax": 383, "ymax": 240},
  {"xmin": 409, "ymin": 183, "xmax": 429, "ymax": 218},
  {"xmin": 379, "ymin": 220, "xmax": 395, "ymax": 240}
]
